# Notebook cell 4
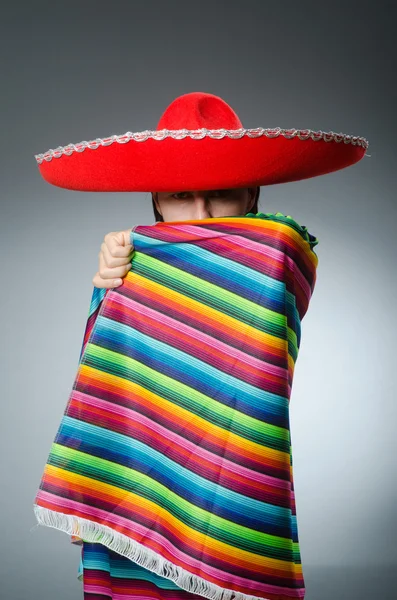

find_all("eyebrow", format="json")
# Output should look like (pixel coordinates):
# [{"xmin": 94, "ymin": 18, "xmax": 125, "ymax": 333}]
[{"xmin": 168, "ymin": 189, "xmax": 231, "ymax": 195}]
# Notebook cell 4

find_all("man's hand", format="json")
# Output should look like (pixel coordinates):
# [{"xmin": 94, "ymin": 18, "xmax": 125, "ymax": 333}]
[{"xmin": 92, "ymin": 229, "xmax": 135, "ymax": 289}]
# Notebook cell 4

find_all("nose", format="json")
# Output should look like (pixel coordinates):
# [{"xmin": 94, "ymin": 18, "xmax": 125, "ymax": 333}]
[{"xmin": 191, "ymin": 192, "xmax": 212, "ymax": 219}]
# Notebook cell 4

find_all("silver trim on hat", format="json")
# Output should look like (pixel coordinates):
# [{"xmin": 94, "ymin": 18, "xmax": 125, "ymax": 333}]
[{"xmin": 35, "ymin": 127, "xmax": 369, "ymax": 164}]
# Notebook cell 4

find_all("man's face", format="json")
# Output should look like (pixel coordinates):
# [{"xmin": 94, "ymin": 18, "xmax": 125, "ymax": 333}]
[{"xmin": 152, "ymin": 187, "xmax": 257, "ymax": 222}]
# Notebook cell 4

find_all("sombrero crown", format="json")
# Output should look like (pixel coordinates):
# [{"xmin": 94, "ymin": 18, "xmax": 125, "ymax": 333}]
[{"xmin": 35, "ymin": 91, "xmax": 369, "ymax": 192}]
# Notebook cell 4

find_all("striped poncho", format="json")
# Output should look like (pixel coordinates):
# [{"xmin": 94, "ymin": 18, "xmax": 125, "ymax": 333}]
[{"xmin": 33, "ymin": 211, "xmax": 319, "ymax": 600}]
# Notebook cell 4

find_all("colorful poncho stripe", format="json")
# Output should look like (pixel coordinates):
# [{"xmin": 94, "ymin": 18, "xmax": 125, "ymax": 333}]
[{"xmin": 33, "ymin": 212, "xmax": 319, "ymax": 600}]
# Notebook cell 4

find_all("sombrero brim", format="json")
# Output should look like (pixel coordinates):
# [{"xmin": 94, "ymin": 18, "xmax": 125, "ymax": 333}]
[{"xmin": 34, "ymin": 128, "xmax": 369, "ymax": 192}]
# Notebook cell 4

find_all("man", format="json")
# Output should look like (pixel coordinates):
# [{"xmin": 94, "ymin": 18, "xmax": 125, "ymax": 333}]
[{"xmin": 33, "ymin": 90, "xmax": 366, "ymax": 600}]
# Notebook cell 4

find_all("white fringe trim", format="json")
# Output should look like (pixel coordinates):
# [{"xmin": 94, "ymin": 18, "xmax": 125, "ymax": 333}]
[{"xmin": 33, "ymin": 504, "xmax": 273, "ymax": 600}]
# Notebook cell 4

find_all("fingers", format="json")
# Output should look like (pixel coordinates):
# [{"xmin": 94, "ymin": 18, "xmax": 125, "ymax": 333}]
[
  {"xmin": 104, "ymin": 230, "xmax": 134, "ymax": 258},
  {"xmin": 92, "ymin": 229, "xmax": 135, "ymax": 289},
  {"xmin": 92, "ymin": 271, "xmax": 125, "ymax": 289},
  {"xmin": 99, "ymin": 248, "xmax": 132, "ymax": 280},
  {"xmin": 93, "ymin": 253, "xmax": 132, "ymax": 288},
  {"xmin": 100, "ymin": 241, "xmax": 134, "ymax": 268}
]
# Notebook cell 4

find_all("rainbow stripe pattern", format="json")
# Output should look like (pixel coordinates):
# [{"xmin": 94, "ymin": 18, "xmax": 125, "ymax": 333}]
[{"xmin": 33, "ymin": 212, "xmax": 319, "ymax": 600}]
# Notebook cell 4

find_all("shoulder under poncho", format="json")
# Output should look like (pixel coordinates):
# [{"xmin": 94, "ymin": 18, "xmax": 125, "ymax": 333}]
[{"xmin": 33, "ymin": 212, "xmax": 319, "ymax": 600}]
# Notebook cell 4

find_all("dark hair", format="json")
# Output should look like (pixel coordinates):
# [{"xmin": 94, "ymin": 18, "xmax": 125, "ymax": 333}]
[{"xmin": 151, "ymin": 187, "xmax": 261, "ymax": 222}]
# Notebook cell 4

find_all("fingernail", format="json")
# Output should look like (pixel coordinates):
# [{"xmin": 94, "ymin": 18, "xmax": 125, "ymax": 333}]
[{"xmin": 114, "ymin": 279, "xmax": 122, "ymax": 286}]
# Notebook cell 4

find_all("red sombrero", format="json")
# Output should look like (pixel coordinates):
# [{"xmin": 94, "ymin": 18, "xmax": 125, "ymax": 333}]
[{"xmin": 34, "ymin": 91, "xmax": 369, "ymax": 192}]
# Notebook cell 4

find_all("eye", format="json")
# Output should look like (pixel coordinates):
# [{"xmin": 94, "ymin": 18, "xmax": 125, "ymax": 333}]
[
  {"xmin": 211, "ymin": 190, "xmax": 229, "ymax": 197},
  {"xmin": 171, "ymin": 191, "xmax": 227, "ymax": 199}
]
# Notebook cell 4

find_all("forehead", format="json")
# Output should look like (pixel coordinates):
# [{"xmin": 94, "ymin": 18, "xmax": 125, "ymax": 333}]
[{"xmin": 156, "ymin": 188, "xmax": 239, "ymax": 195}]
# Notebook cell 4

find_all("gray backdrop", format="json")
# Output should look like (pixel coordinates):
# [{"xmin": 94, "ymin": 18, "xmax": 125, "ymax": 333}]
[{"xmin": 1, "ymin": 1, "xmax": 395, "ymax": 599}]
